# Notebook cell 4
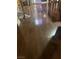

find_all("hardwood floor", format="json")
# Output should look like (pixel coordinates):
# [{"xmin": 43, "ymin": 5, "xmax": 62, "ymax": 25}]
[{"xmin": 17, "ymin": 3, "xmax": 61, "ymax": 59}]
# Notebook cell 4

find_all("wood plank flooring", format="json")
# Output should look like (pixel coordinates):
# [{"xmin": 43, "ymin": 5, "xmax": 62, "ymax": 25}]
[{"xmin": 17, "ymin": 3, "xmax": 61, "ymax": 59}]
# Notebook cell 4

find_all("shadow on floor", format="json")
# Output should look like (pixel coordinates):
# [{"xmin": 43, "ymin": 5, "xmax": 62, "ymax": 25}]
[{"xmin": 39, "ymin": 27, "xmax": 61, "ymax": 59}]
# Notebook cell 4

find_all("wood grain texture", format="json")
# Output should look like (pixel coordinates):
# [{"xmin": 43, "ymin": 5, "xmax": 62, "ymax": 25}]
[{"xmin": 17, "ymin": 1, "xmax": 61, "ymax": 59}]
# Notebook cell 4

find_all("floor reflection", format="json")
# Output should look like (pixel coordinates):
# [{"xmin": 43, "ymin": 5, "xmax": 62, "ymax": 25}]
[{"xmin": 18, "ymin": 2, "xmax": 61, "ymax": 59}]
